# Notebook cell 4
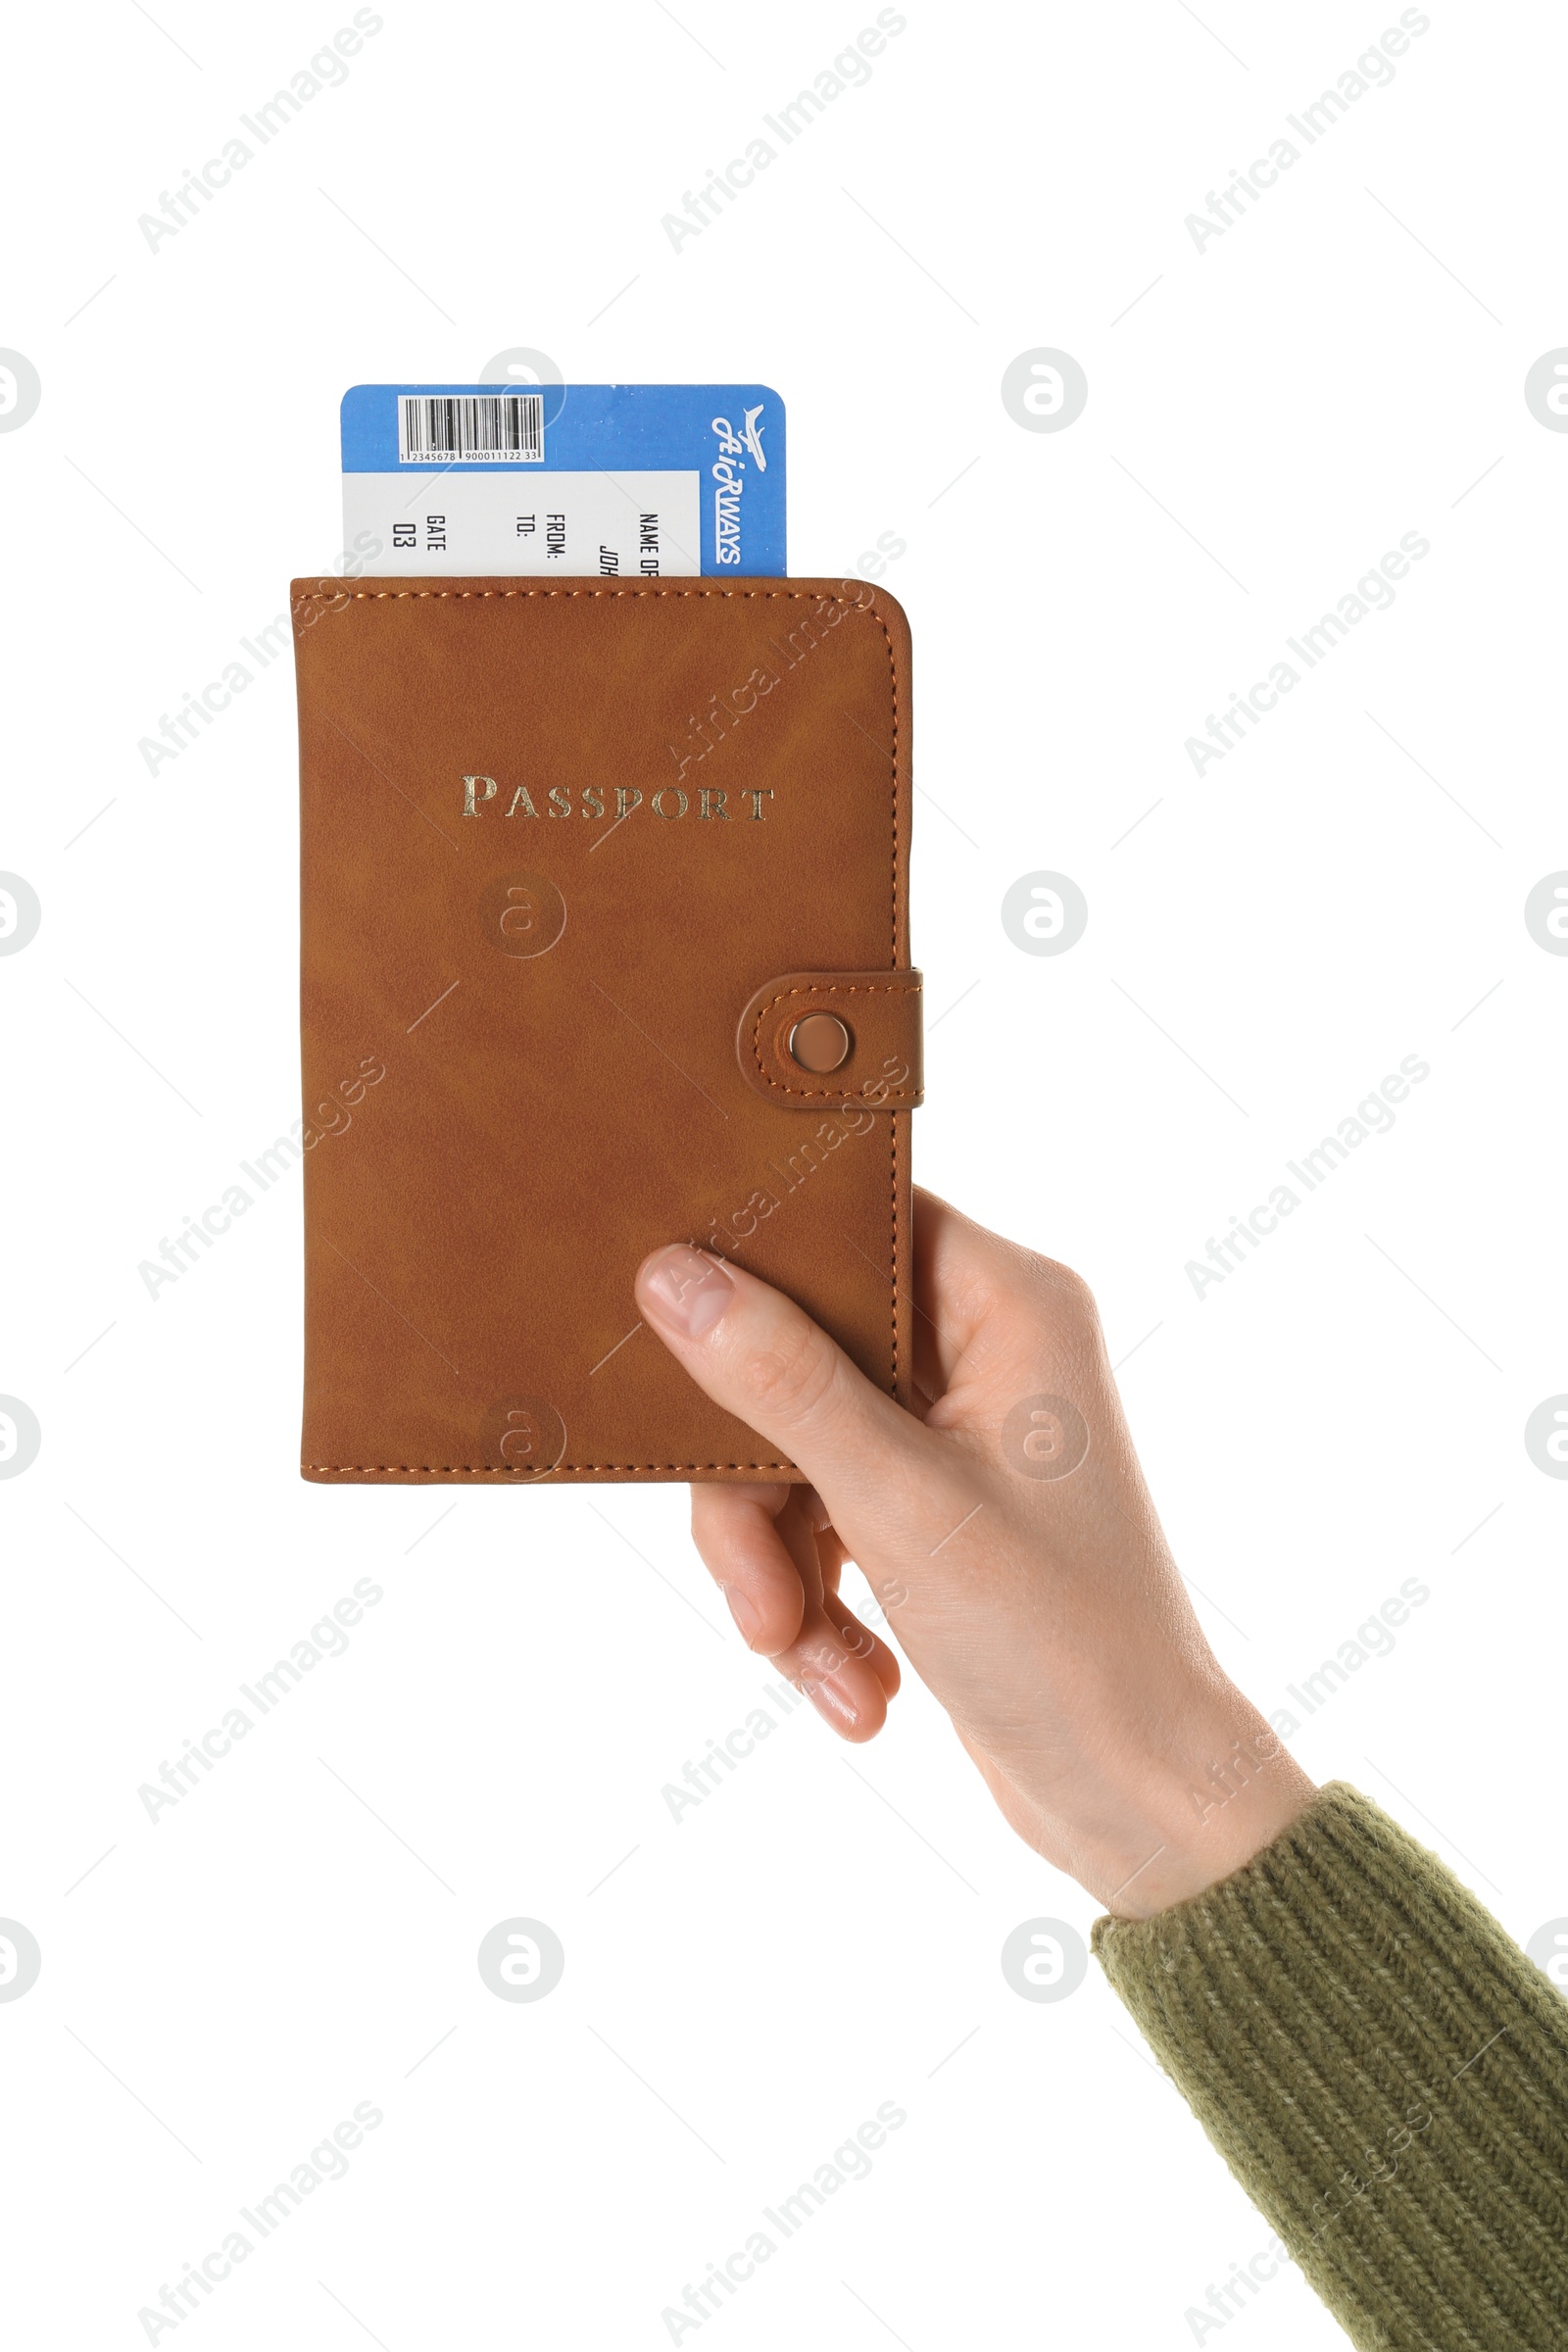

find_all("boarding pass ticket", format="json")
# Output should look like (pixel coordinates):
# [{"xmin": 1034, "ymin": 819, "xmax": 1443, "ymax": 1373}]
[{"xmin": 340, "ymin": 382, "xmax": 786, "ymax": 576}]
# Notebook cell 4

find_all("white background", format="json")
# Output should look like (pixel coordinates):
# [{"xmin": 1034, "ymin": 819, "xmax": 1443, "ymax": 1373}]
[{"xmin": 4, "ymin": 2, "xmax": 1566, "ymax": 2345}]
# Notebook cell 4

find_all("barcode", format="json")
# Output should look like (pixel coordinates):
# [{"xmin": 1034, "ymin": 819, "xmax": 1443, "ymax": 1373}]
[{"xmin": 397, "ymin": 393, "xmax": 544, "ymax": 465}]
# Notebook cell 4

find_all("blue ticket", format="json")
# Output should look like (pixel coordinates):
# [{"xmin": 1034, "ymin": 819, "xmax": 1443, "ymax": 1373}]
[{"xmin": 340, "ymin": 382, "xmax": 785, "ymax": 577}]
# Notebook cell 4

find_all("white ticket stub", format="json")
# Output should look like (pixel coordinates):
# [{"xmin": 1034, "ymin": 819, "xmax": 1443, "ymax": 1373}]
[{"xmin": 343, "ymin": 469, "xmax": 702, "ymax": 577}]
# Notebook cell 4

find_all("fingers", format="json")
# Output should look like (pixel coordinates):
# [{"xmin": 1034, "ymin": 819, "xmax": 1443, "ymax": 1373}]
[
  {"xmin": 822, "ymin": 1586, "xmax": 902, "ymax": 1700},
  {"xmin": 690, "ymin": 1483, "xmax": 806, "ymax": 1655},
  {"xmin": 635, "ymin": 1245, "xmax": 931, "ymax": 1509},
  {"xmin": 688, "ymin": 1484, "xmax": 898, "ymax": 1741},
  {"xmin": 908, "ymin": 1187, "xmax": 1008, "ymax": 1397},
  {"xmin": 641, "ymin": 1240, "xmax": 993, "ymax": 1619},
  {"xmin": 909, "ymin": 1187, "xmax": 1112, "ymax": 1448},
  {"xmin": 787, "ymin": 1598, "xmax": 892, "ymax": 1740}
]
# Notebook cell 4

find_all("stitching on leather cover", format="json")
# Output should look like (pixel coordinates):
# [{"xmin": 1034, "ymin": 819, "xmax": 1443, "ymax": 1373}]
[
  {"xmin": 305, "ymin": 1463, "xmax": 795, "ymax": 1474},
  {"xmin": 748, "ymin": 983, "xmax": 923, "ymax": 1102},
  {"xmin": 890, "ymin": 1109, "xmax": 899, "ymax": 1402},
  {"xmin": 293, "ymin": 585, "xmax": 889, "ymax": 618},
  {"xmin": 298, "ymin": 579, "xmax": 907, "ymax": 1464}
]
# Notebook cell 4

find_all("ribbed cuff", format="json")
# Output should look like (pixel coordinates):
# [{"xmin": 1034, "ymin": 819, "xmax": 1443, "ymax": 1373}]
[{"xmin": 1094, "ymin": 1782, "xmax": 1568, "ymax": 2351}]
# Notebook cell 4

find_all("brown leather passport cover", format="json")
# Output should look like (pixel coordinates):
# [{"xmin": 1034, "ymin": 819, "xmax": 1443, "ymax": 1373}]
[{"xmin": 291, "ymin": 575, "xmax": 918, "ymax": 1485}]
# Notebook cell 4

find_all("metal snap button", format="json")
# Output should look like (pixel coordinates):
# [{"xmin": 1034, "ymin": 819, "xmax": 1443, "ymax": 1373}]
[{"xmin": 787, "ymin": 1012, "xmax": 852, "ymax": 1073}]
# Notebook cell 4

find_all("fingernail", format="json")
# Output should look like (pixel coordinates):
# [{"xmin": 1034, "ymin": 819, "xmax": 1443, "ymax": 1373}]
[
  {"xmin": 719, "ymin": 1583, "xmax": 760, "ymax": 1644},
  {"xmin": 639, "ymin": 1246, "xmax": 735, "ymax": 1339},
  {"xmin": 801, "ymin": 1671, "xmax": 860, "ymax": 1733}
]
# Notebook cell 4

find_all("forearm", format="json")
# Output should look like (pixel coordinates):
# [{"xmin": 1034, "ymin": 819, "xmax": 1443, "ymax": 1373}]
[
  {"xmin": 635, "ymin": 1213, "xmax": 1568, "ymax": 2342},
  {"xmin": 1095, "ymin": 1783, "xmax": 1568, "ymax": 2351}
]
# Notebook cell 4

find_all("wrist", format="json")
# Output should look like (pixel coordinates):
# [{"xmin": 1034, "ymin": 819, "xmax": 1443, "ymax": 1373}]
[{"xmin": 1080, "ymin": 1687, "xmax": 1317, "ymax": 1919}]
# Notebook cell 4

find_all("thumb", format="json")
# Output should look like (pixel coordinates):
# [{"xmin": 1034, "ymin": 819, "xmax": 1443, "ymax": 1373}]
[{"xmin": 634, "ymin": 1244, "xmax": 929, "ymax": 1504}]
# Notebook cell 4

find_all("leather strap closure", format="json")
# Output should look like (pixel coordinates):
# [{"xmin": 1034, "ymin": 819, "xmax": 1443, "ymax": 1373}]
[{"xmin": 737, "ymin": 970, "xmax": 924, "ymax": 1110}]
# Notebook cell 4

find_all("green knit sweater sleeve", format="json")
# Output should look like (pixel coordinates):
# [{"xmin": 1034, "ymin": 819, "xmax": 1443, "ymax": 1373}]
[{"xmin": 1092, "ymin": 1782, "xmax": 1568, "ymax": 2350}]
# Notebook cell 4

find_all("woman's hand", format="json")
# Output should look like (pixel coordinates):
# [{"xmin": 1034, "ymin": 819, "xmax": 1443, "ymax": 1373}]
[{"xmin": 634, "ymin": 1189, "xmax": 1314, "ymax": 1917}]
